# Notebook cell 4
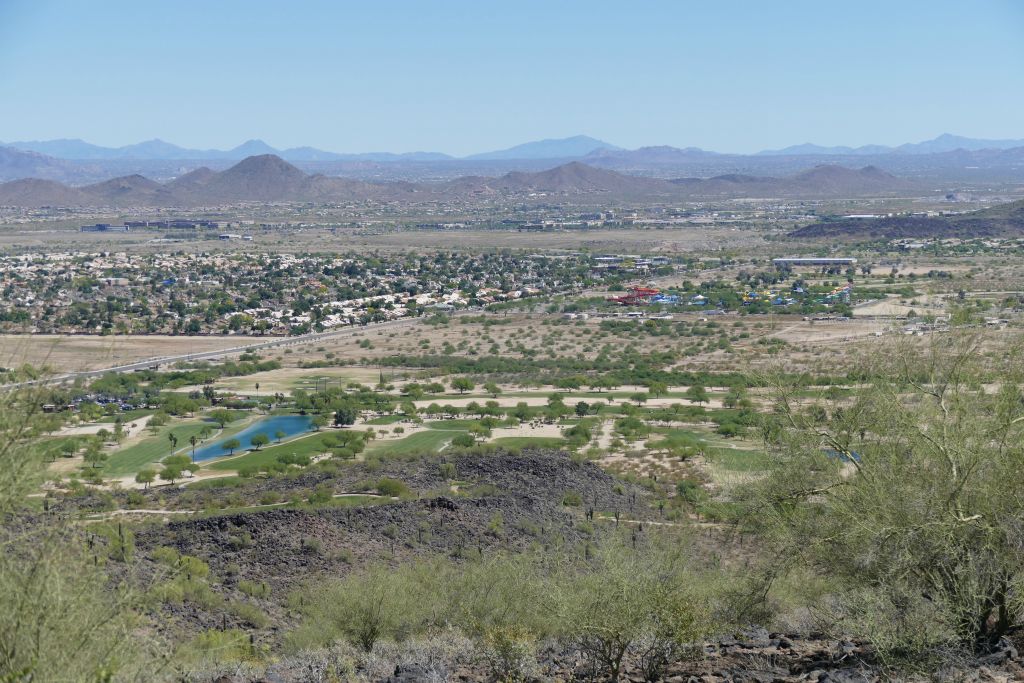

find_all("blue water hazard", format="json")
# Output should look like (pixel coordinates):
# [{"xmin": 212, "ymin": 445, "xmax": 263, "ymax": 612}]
[{"xmin": 190, "ymin": 414, "xmax": 314, "ymax": 462}]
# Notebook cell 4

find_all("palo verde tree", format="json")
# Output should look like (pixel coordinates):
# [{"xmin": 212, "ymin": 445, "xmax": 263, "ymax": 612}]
[
  {"xmin": 209, "ymin": 408, "xmax": 235, "ymax": 429},
  {"xmin": 0, "ymin": 387, "xmax": 157, "ymax": 680},
  {"xmin": 745, "ymin": 333, "xmax": 1024, "ymax": 665},
  {"xmin": 135, "ymin": 468, "xmax": 156, "ymax": 489},
  {"xmin": 684, "ymin": 384, "xmax": 708, "ymax": 406},
  {"xmin": 451, "ymin": 377, "xmax": 475, "ymax": 395}
]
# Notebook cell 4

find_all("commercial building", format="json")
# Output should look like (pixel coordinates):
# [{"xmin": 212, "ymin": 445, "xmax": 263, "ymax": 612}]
[{"xmin": 80, "ymin": 223, "xmax": 129, "ymax": 232}]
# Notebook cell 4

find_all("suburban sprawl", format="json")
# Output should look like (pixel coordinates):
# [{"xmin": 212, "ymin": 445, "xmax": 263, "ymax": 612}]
[{"xmin": 3, "ymin": 137, "xmax": 1024, "ymax": 683}]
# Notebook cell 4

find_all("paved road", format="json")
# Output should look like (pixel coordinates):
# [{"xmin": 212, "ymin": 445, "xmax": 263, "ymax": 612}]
[
  {"xmin": 5, "ymin": 290, "xmax": 581, "ymax": 390},
  {"xmin": 7, "ymin": 315, "xmax": 426, "ymax": 388}
]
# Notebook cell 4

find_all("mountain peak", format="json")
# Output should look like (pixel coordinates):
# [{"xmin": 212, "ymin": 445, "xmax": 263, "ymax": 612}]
[
  {"xmin": 466, "ymin": 135, "xmax": 621, "ymax": 161},
  {"xmin": 230, "ymin": 139, "xmax": 278, "ymax": 155},
  {"xmin": 228, "ymin": 153, "xmax": 301, "ymax": 171}
]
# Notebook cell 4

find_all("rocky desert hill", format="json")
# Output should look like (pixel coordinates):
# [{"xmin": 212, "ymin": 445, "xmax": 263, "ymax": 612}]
[
  {"xmin": 0, "ymin": 154, "xmax": 923, "ymax": 207},
  {"xmin": 790, "ymin": 198, "xmax": 1024, "ymax": 239}
]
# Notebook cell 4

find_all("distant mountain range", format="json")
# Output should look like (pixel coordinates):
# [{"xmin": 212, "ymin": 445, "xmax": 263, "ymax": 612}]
[
  {"xmin": 3, "ymin": 133, "xmax": 1021, "ymax": 163},
  {"xmin": 758, "ymin": 133, "xmax": 1024, "ymax": 156},
  {"xmin": 0, "ymin": 135, "xmax": 621, "ymax": 163},
  {"xmin": 669, "ymin": 165, "xmax": 915, "ymax": 197},
  {"xmin": 0, "ymin": 138, "xmax": 455, "ymax": 163},
  {"xmin": 465, "ymin": 135, "xmax": 620, "ymax": 160},
  {"xmin": 0, "ymin": 146, "xmax": 81, "ymax": 182},
  {"xmin": 0, "ymin": 154, "xmax": 922, "ymax": 208}
]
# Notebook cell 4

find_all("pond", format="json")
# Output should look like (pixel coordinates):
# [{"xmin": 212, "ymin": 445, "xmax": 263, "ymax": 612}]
[{"xmin": 191, "ymin": 414, "xmax": 314, "ymax": 462}]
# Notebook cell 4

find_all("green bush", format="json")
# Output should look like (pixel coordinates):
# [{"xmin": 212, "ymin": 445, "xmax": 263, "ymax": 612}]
[
  {"xmin": 451, "ymin": 433, "xmax": 476, "ymax": 448},
  {"xmin": 483, "ymin": 624, "xmax": 539, "ymax": 682},
  {"xmin": 227, "ymin": 600, "xmax": 270, "ymax": 628},
  {"xmin": 179, "ymin": 628, "xmax": 253, "ymax": 664},
  {"xmin": 286, "ymin": 538, "xmax": 719, "ymax": 679},
  {"xmin": 238, "ymin": 579, "xmax": 271, "ymax": 599},
  {"xmin": 376, "ymin": 477, "xmax": 409, "ymax": 497},
  {"xmin": 561, "ymin": 490, "xmax": 583, "ymax": 507}
]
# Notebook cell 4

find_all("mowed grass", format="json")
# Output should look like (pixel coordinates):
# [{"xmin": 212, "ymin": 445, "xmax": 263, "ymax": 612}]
[
  {"xmin": 104, "ymin": 420, "xmax": 212, "ymax": 477},
  {"xmin": 207, "ymin": 431, "xmax": 334, "ymax": 471},
  {"xmin": 366, "ymin": 429, "xmax": 463, "ymax": 458},
  {"xmin": 365, "ymin": 415, "xmax": 405, "ymax": 425},
  {"xmin": 490, "ymin": 436, "xmax": 566, "ymax": 449},
  {"xmin": 40, "ymin": 435, "xmax": 90, "ymax": 460},
  {"xmin": 425, "ymin": 419, "xmax": 492, "ymax": 430}
]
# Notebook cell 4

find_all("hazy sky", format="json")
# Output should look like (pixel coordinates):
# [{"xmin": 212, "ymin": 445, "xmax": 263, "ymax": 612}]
[{"xmin": 1, "ymin": 0, "xmax": 1022, "ymax": 155}]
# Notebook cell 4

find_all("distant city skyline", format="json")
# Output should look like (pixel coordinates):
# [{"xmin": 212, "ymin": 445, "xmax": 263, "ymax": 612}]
[{"xmin": 1, "ymin": 0, "xmax": 1022, "ymax": 156}]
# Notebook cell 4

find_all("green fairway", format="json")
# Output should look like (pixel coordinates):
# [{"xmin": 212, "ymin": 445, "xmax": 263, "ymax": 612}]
[
  {"xmin": 206, "ymin": 431, "xmax": 336, "ymax": 471},
  {"xmin": 490, "ymin": 436, "xmax": 566, "ymax": 449},
  {"xmin": 425, "ymin": 419, "xmax": 485, "ymax": 430},
  {"xmin": 40, "ymin": 435, "xmax": 90, "ymax": 461},
  {"xmin": 366, "ymin": 429, "xmax": 463, "ymax": 458},
  {"xmin": 104, "ymin": 419, "xmax": 213, "ymax": 477},
  {"xmin": 365, "ymin": 415, "xmax": 404, "ymax": 425}
]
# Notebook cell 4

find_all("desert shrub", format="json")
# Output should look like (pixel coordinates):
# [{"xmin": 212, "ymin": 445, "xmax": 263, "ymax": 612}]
[
  {"xmin": 227, "ymin": 600, "xmax": 271, "ymax": 628},
  {"xmin": 743, "ymin": 334, "xmax": 1024, "ymax": 665},
  {"xmin": 150, "ymin": 579, "xmax": 186, "ymax": 605},
  {"xmin": 451, "ymin": 433, "xmax": 476, "ymax": 448},
  {"xmin": 300, "ymin": 538, "xmax": 322, "ymax": 555},
  {"xmin": 307, "ymin": 483, "xmax": 333, "ymax": 505},
  {"xmin": 675, "ymin": 479, "xmax": 707, "ymax": 506},
  {"xmin": 148, "ymin": 411, "xmax": 170, "ymax": 428},
  {"xmin": 290, "ymin": 563, "xmax": 429, "ymax": 651},
  {"xmin": 466, "ymin": 482, "xmax": 500, "ymax": 497},
  {"xmin": 228, "ymin": 532, "xmax": 254, "ymax": 550},
  {"xmin": 181, "ymin": 579, "xmax": 222, "ymax": 610},
  {"xmin": 376, "ymin": 477, "xmax": 409, "ymax": 497},
  {"xmin": 482, "ymin": 624, "xmax": 539, "ymax": 682},
  {"xmin": 561, "ymin": 490, "xmax": 583, "ymax": 507},
  {"xmin": 238, "ymin": 579, "xmax": 271, "ymax": 599},
  {"xmin": 151, "ymin": 545, "xmax": 180, "ymax": 566},
  {"xmin": 555, "ymin": 541, "xmax": 715, "ymax": 682},
  {"xmin": 179, "ymin": 628, "xmax": 254, "ymax": 664},
  {"xmin": 177, "ymin": 555, "xmax": 210, "ymax": 580},
  {"xmin": 438, "ymin": 462, "xmax": 457, "ymax": 479},
  {"xmin": 332, "ymin": 547, "xmax": 355, "ymax": 564},
  {"xmin": 287, "ymin": 537, "xmax": 718, "ymax": 680},
  {"xmin": 715, "ymin": 421, "xmax": 742, "ymax": 437}
]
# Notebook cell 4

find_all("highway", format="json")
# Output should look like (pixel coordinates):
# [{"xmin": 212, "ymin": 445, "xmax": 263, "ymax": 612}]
[
  {"xmin": 7, "ymin": 291, "xmax": 574, "ymax": 390},
  {"xmin": 6, "ymin": 315, "xmax": 426, "ymax": 388}
]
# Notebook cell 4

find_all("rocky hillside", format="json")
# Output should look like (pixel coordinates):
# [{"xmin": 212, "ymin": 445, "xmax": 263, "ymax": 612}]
[
  {"xmin": 130, "ymin": 451, "xmax": 653, "ymax": 632},
  {"xmin": 790, "ymin": 199, "xmax": 1024, "ymax": 239},
  {"xmin": 0, "ymin": 155, "xmax": 922, "ymax": 207}
]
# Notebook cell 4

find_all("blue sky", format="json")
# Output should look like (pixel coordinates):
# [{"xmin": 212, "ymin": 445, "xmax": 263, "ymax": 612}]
[{"xmin": 1, "ymin": 0, "xmax": 1022, "ymax": 155}]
